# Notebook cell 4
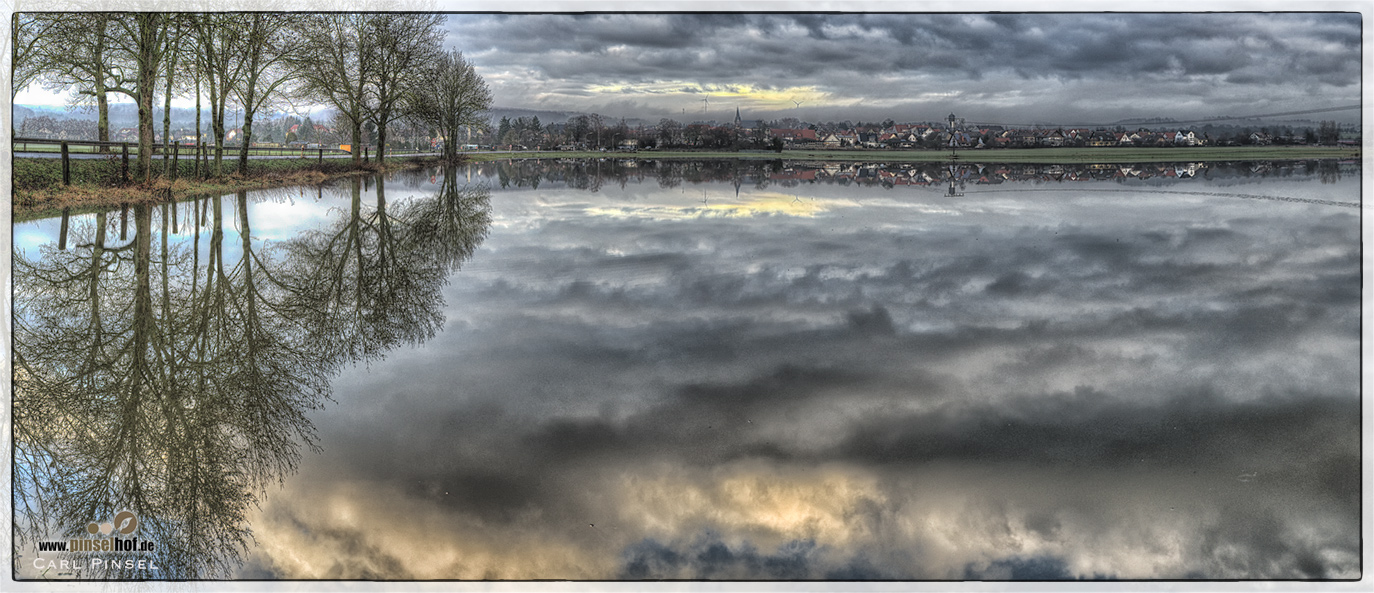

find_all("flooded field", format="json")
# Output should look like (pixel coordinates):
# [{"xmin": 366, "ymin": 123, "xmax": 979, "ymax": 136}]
[{"xmin": 12, "ymin": 158, "xmax": 1362, "ymax": 580}]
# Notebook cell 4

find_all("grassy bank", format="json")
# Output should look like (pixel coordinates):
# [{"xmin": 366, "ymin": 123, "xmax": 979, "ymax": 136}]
[
  {"xmin": 13, "ymin": 154, "xmax": 442, "ymax": 220},
  {"xmin": 465, "ymin": 145, "xmax": 1360, "ymax": 163}
]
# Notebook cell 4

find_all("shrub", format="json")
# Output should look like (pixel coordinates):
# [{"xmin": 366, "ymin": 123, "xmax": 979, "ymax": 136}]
[{"xmin": 13, "ymin": 156, "xmax": 124, "ymax": 190}]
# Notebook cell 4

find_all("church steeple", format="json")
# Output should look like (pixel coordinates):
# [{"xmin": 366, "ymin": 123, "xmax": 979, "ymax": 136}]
[{"xmin": 735, "ymin": 106, "xmax": 743, "ymax": 127}]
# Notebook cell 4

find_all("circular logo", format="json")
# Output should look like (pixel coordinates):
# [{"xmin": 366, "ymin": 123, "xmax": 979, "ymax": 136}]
[{"xmin": 112, "ymin": 511, "xmax": 138, "ymax": 534}]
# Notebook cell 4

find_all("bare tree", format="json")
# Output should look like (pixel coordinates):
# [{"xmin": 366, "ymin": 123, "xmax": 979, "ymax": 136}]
[
  {"xmin": 32, "ymin": 14, "xmax": 118, "ymax": 149},
  {"xmin": 190, "ymin": 14, "xmax": 246, "ymax": 177},
  {"xmin": 658, "ymin": 118, "xmax": 681, "ymax": 146},
  {"xmin": 591, "ymin": 113, "xmax": 604, "ymax": 149},
  {"xmin": 364, "ymin": 14, "xmax": 444, "ymax": 166},
  {"xmin": 293, "ymin": 14, "xmax": 371, "ymax": 166},
  {"xmin": 404, "ymin": 49, "xmax": 492, "ymax": 163},
  {"xmin": 161, "ymin": 18, "xmax": 186, "ymax": 176},
  {"xmin": 233, "ymin": 14, "xmax": 306, "ymax": 172},
  {"xmin": 11, "ymin": 13, "xmax": 61, "ymax": 99},
  {"xmin": 104, "ymin": 13, "xmax": 174, "ymax": 183}
]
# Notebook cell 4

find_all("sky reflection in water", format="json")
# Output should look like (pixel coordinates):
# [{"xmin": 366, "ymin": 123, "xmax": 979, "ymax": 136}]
[{"xmin": 13, "ymin": 160, "xmax": 1361, "ymax": 580}]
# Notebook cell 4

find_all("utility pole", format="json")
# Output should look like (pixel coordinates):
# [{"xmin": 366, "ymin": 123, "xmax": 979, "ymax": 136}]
[
  {"xmin": 946, "ymin": 113, "xmax": 964, "ymax": 197},
  {"xmin": 947, "ymin": 112, "xmax": 960, "ymax": 160}
]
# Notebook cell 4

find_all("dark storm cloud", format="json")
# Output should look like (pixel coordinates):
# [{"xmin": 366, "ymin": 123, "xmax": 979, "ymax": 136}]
[
  {"xmin": 964, "ymin": 555, "xmax": 1081, "ymax": 580},
  {"xmin": 835, "ymin": 387, "xmax": 1358, "ymax": 480},
  {"xmin": 444, "ymin": 13, "xmax": 1361, "ymax": 121},
  {"xmin": 621, "ymin": 534, "xmax": 824, "ymax": 579}
]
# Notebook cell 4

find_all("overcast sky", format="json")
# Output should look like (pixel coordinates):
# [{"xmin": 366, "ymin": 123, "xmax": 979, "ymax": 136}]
[
  {"xmin": 442, "ymin": 12, "xmax": 1362, "ymax": 125},
  {"xmin": 12, "ymin": 10, "xmax": 1363, "ymax": 126}
]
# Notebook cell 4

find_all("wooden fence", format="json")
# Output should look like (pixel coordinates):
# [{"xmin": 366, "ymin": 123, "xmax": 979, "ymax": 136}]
[{"xmin": 13, "ymin": 137, "xmax": 357, "ymax": 185}]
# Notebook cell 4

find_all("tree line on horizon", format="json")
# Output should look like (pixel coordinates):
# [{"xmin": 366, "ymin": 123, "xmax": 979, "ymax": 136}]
[
  {"xmin": 13, "ymin": 12, "xmax": 493, "ymax": 180},
  {"xmin": 458, "ymin": 112, "xmax": 1352, "ymax": 152}
]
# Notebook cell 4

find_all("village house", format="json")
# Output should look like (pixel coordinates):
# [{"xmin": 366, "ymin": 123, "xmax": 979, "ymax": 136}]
[
  {"xmin": 1173, "ymin": 130, "xmax": 1202, "ymax": 146},
  {"xmin": 1038, "ymin": 129, "xmax": 1066, "ymax": 147},
  {"xmin": 1086, "ymin": 131, "xmax": 1117, "ymax": 147},
  {"xmin": 770, "ymin": 128, "xmax": 818, "ymax": 144}
]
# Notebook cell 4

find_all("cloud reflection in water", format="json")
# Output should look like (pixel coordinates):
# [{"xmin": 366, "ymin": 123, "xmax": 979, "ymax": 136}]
[{"xmin": 238, "ymin": 160, "xmax": 1359, "ymax": 580}]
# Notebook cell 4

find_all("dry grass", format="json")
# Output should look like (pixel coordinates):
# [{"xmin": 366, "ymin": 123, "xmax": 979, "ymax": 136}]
[{"xmin": 13, "ymin": 157, "xmax": 435, "ymax": 220}]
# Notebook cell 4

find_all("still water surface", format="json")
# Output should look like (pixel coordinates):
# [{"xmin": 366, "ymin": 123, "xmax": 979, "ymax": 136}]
[{"xmin": 12, "ymin": 159, "xmax": 1361, "ymax": 580}]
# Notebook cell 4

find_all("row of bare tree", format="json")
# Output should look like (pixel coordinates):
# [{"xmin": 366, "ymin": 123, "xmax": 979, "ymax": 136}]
[{"xmin": 14, "ymin": 12, "xmax": 493, "ymax": 181}]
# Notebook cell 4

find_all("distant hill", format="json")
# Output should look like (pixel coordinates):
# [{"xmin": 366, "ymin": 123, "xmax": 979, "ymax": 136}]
[
  {"xmin": 481, "ymin": 106, "xmax": 651, "ymax": 129},
  {"xmin": 15, "ymin": 103, "xmax": 652, "ymax": 131},
  {"xmin": 1114, "ymin": 114, "xmax": 1359, "ymax": 131},
  {"xmin": 16, "ymin": 103, "xmax": 218, "ymax": 129},
  {"xmin": 484, "ymin": 107, "xmax": 578, "ymax": 126},
  {"xmin": 1112, "ymin": 117, "xmax": 1179, "ymax": 126}
]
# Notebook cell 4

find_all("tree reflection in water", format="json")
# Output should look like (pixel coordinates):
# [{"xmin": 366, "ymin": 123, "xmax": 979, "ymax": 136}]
[{"xmin": 13, "ymin": 170, "xmax": 491, "ymax": 578}]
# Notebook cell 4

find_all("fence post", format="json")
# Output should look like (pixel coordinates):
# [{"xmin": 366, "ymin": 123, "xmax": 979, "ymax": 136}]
[
  {"xmin": 364, "ymin": 146, "xmax": 369, "ymax": 163},
  {"xmin": 122, "ymin": 143, "xmax": 130, "ymax": 183},
  {"xmin": 61, "ymin": 141, "xmax": 71, "ymax": 185},
  {"xmin": 319, "ymin": 148, "xmax": 323, "ymax": 163},
  {"xmin": 172, "ymin": 143, "xmax": 179, "ymax": 180},
  {"xmin": 59, "ymin": 208, "xmax": 70, "ymax": 250}
]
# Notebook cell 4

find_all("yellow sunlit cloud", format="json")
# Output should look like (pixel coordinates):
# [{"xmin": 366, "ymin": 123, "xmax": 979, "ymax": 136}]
[
  {"xmin": 242, "ymin": 458, "xmax": 1326, "ymax": 580},
  {"xmin": 583, "ymin": 191, "xmax": 854, "ymax": 220},
  {"xmin": 583, "ymin": 81, "xmax": 830, "ymax": 109}
]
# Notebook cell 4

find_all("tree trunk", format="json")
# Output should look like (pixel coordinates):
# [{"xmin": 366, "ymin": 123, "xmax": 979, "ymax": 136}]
[
  {"xmin": 97, "ymin": 92, "xmax": 110, "ymax": 152},
  {"xmin": 137, "ymin": 88, "xmax": 155, "ymax": 183},
  {"xmin": 239, "ymin": 112, "xmax": 254, "ymax": 176},
  {"xmin": 161, "ymin": 22, "xmax": 180, "ymax": 177},
  {"xmin": 95, "ymin": 16, "xmax": 110, "ymax": 153},
  {"xmin": 238, "ymin": 28, "xmax": 261, "ymax": 173},
  {"xmin": 194, "ymin": 74, "xmax": 202, "ymax": 178},
  {"xmin": 376, "ymin": 122, "xmax": 387, "ymax": 166},
  {"xmin": 212, "ymin": 100, "xmax": 225, "ymax": 177},
  {"xmin": 135, "ymin": 15, "xmax": 162, "ymax": 184},
  {"xmin": 443, "ymin": 122, "xmax": 457, "ymax": 163},
  {"xmin": 162, "ymin": 62, "xmax": 174, "ymax": 176},
  {"xmin": 352, "ymin": 123, "xmax": 362, "ymax": 166},
  {"xmin": 238, "ymin": 69, "xmax": 257, "ymax": 175}
]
